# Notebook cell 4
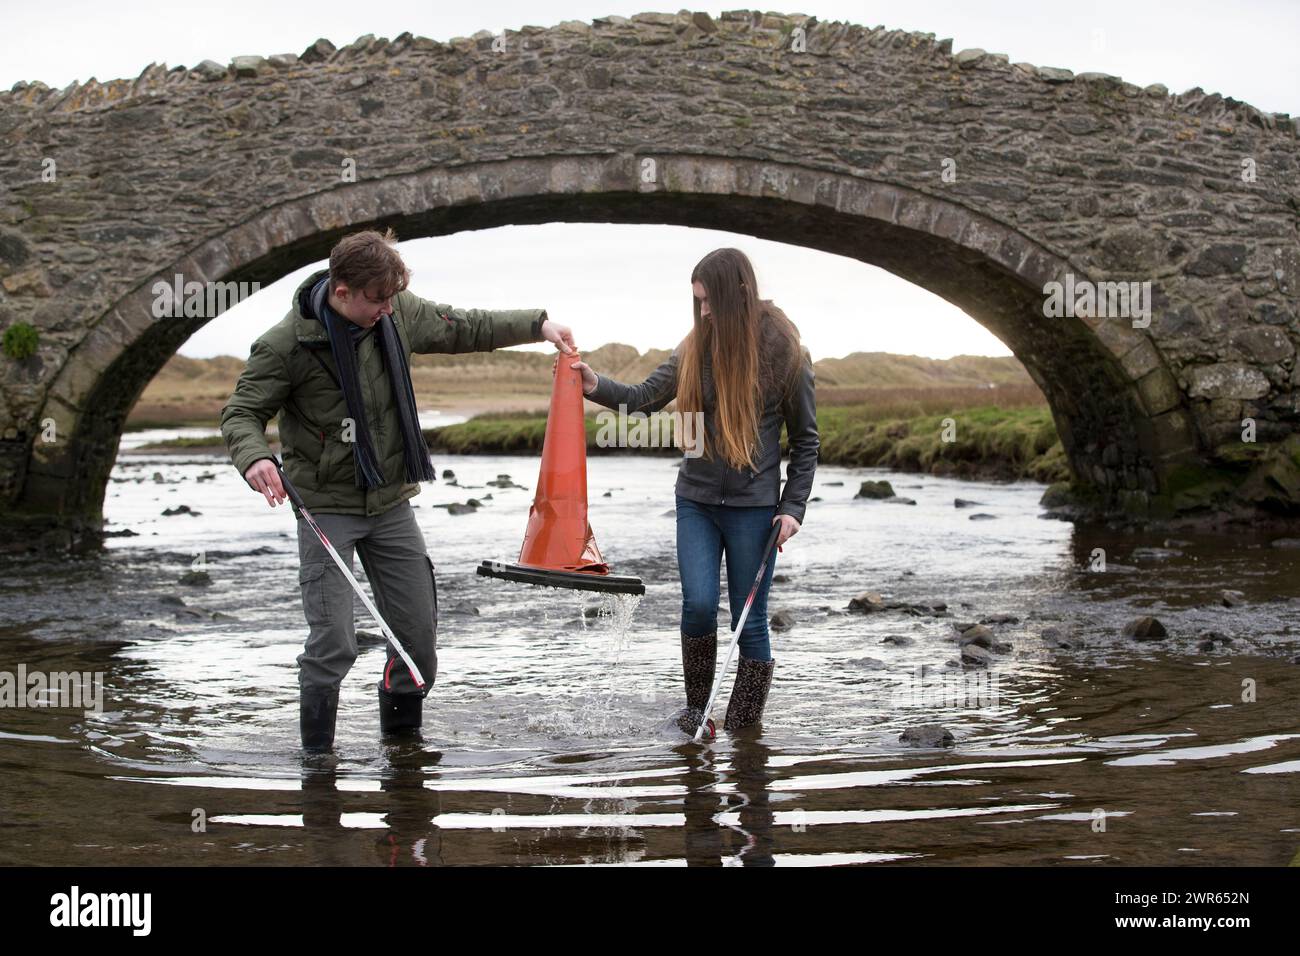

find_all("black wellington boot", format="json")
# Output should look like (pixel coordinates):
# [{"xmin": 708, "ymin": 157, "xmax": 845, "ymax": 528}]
[
  {"xmin": 377, "ymin": 684, "xmax": 423, "ymax": 736},
  {"xmin": 723, "ymin": 656, "xmax": 776, "ymax": 733},
  {"xmin": 300, "ymin": 686, "xmax": 339, "ymax": 752},
  {"xmin": 674, "ymin": 630, "xmax": 718, "ymax": 738}
]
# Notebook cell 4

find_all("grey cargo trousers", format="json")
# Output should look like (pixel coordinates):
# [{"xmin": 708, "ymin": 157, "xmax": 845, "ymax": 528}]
[{"xmin": 295, "ymin": 499, "xmax": 438, "ymax": 698}]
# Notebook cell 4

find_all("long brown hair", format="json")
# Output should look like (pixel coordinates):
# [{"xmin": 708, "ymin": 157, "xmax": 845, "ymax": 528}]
[{"xmin": 676, "ymin": 248, "xmax": 803, "ymax": 471}]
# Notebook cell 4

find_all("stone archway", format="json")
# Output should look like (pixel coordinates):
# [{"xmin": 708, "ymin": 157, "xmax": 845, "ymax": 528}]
[{"xmin": 1, "ymin": 10, "xmax": 1296, "ymax": 549}]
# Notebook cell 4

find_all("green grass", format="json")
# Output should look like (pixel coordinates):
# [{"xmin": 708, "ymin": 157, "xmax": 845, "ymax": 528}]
[
  {"xmin": 817, "ymin": 404, "xmax": 1066, "ymax": 481},
  {"xmin": 427, "ymin": 402, "xmax": 1069, "ymax": 483},
  {"xmin": 134, "ymin": 435, "xmax": 226, "ymax": 449}
]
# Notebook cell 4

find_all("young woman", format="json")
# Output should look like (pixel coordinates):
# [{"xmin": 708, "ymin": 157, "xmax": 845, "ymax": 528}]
[{"xmin": 570, "ymin": 248, "xmax": 819, "ymax": 736}]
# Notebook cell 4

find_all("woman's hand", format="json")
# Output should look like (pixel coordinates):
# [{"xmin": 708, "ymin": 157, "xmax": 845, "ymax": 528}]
[
  {"xmin": 540, "ymin": 318, "xmax": 576, "ymax": 355},
  {"xmin": 568, "ymin": 359, "xmax": 598, "ymax": 396},
  {"xmin": 772, "ymin": 513, "xmax": 800, "ymax": 550}
]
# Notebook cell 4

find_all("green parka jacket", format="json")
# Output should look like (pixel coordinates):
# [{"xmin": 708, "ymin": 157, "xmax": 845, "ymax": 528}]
[{"xmin": 220, "ymin": 268, "xmax": 546, "ymax": 517}]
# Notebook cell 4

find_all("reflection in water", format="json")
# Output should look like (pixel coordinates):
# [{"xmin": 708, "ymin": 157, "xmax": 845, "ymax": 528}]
[{"xmin": 0, "ymin": 451, "xmax": 1298, "ymax": 865}]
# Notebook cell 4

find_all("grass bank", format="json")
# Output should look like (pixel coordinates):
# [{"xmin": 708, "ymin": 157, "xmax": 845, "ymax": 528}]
[{"xmin": 425, "ymin": 403, "xmax": 1069, "ymax": 483}]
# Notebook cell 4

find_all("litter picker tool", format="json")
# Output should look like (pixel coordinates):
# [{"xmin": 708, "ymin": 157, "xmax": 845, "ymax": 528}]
[
  {"xmin": 272, "ymin": 455, "xmax": 426, "ymax": 690},
  {"xmin": 691, "ymin": 521, "xmax": 782, "ymax": 743},
  {"xmin": 476, "ymin": 350, "xmax": 645, "ymax": 596}
]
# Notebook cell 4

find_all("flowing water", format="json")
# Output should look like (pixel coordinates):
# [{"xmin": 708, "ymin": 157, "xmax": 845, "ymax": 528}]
[{"xmin": 1, "ymin": 446, "xmax": 1298, "ymax": 866}]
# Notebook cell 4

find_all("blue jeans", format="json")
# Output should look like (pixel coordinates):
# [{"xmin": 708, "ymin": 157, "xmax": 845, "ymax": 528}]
[{"xmin": 675, "ymin": 495, "xmax": 779, "ymax": 662}]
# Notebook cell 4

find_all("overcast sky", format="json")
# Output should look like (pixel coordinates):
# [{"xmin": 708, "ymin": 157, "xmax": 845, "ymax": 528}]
[{"xmin": 6, "ymin": 2, "xmax": 1296, "ymax": 361}]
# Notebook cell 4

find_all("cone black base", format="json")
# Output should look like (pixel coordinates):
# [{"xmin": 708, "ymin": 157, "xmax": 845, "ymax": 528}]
[{"xmin": 476, "ymin": 560, "xmax": 645, "ymax": 595}]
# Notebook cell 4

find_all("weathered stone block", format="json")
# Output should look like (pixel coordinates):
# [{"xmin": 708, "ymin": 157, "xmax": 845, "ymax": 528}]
[
  {"xmin": 1119, "ymin": 337, "xmax": 1163, "ymax": 379},
  {"xmin": 1137, "ymin": 368, "xmax": 1182, "ymax": 416},
  {"xmin": 1231, "ymin": 326, "xmax": 1294, "ymax": 364},
  {"xmin": 1187, "ymin": 363, "xmax": 1271, "ymax": 400}
]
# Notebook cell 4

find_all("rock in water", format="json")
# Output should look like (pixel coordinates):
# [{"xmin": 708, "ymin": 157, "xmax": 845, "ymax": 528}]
[
  {"xmin": 899, "ymin": 725, "xmax": 955, "ymax": 748},
  {"xmin": 1123, "ymin": 616, "xmax": 1168, "ymax": 640},
  {"xmin": 848, "ymin": 591, "xmax": 886, "ymax": 612},
  {"xmin": 770, "ymin": 609, "xmax": 796, "ymax": 630},
  {"xmin": 954, "ymin": 498, "xmax": 983, "ymax": 508},
  {"xmin": 855, "ymin": 480, "xmax": 896, "ymax": 499},
  {"xmin": 1220, "ymin": 590, "xmax": 1246, "ymax": 607},
  {"xmin": 959, "ymin": 624, "xmax": 995, "ymax": 647}
]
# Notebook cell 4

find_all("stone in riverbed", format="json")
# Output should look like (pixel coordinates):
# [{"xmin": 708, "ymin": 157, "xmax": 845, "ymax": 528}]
[
  {"xmin": 1197, "ymin": 632, "xmax": 1233, "ymax": 652},
  {"xmin": 883, "ymin": 497, "xmax": 917, "ymax": 505},
  {"xmin": 959, "ymin": 624, "xmax": 994, "ymax": 647},
  {"xmin": 1132, "ymin": 546, "xmax": 1182, "ymax": 560},
  {"xmin": 178, "ymin": 570, "xmax": 212, "ymax": 586},
  {"xmin": 1123, "ymin": 616, "xmax": 1167, "ymax": 639},
  {"xmin": 961, "ymin": 644, "xmax": 992, "ymax": 666},
  {"xmin": 981, "ymin": 614, "xmax": 1020, "ymax": 625},
  {"xmin": 855, "ymin": 480, "xmax": 895, "ymax": 499},
  {"xmin": 954, "ymin": 498, "xmax": 983, "ymax": 508},
  {"xmin": 1220, "ymin": 590, "xmax": 1246, "ymax": 607},
  {"xmin": 899, "ymin": 724, "xmax": 955, "ymax": 748},
  {"xmin": 848, "ymin": 591, "xmax": 886, "ymax": 612},
  {"xmin": 1040, "ymin": 625, "xmax": 1079, "ymax": 649},
  {"xmin": 770, "ymin": 609, "xmax": 796, "ymax": 630},
  {"xmin": 846, "ymin": 656, "xmax": 885, "ymax": 669}
]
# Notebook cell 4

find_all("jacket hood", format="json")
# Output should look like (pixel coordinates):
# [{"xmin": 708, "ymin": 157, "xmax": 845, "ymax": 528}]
[{"xmin": 292, "ymin": 268, "xmax": 331, "ymax": 345}]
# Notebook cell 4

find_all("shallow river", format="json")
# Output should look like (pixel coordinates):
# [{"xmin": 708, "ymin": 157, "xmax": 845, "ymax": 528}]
[{"xmin": 1, "ymin": 446, "xmax": 1297, "ymax": 866}]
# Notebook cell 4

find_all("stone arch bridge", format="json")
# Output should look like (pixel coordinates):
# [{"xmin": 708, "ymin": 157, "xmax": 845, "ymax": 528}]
[{"xmin": 0, "ymin": 9, "xmax": 1297, "ymax": 550}]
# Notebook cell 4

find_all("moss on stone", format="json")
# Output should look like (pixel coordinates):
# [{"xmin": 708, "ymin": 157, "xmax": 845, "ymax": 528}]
[{"xmin": 2, "ymin": 321, "xmax": 39, "ymax": 360}]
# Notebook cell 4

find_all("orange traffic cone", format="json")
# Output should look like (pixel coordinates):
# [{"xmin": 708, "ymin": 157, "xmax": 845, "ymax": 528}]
[{"xmin": 476, "ymin": 351, "xmax": 645, "ymax": 595}]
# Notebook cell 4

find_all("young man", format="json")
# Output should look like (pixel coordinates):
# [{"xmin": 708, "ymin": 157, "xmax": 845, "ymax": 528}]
[{"xmin": 220, "ymin": 228, "xmax": 576, "ymax": 751}]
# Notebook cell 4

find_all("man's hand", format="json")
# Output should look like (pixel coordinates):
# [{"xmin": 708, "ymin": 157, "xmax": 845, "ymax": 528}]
[
  {"xmin": 245, "ymin": 458, "xmax": 287, "ymax": 508},
  {"xmin": 540, "ymin": 318, "xmax": 576, "ymax": 355},
  {"xmin": 773, "ymin": 513, "xmax": 800, "ymax": 551}
]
